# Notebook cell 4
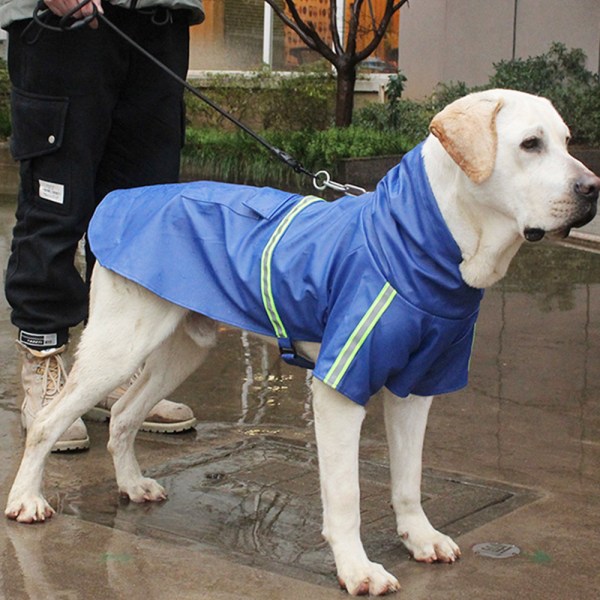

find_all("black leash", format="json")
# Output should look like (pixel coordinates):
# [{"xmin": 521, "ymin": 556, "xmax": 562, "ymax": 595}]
[{"xmin": 28, "ymin": 0, "xmax": 367, "ymax": 196}]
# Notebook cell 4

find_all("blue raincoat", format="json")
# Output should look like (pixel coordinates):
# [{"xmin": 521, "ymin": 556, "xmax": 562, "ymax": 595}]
[{"xmin": 88, "ymin": 143, "xmax": 483, "ymax": 406}]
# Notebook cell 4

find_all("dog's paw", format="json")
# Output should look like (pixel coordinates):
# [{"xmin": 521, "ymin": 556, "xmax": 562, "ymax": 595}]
[
  {"xmin": 401, "ymin": 527, "xmax": 461, "ymax": 564},
  {"xmin": 337, "ymin": 561, "xmax": 400, "ymax": 596},
  {"xmin": 5, "ymin": 494, "xmax": 55, "ymax": 524},
  {"xmin": 119, "ymin": 477, "xmax": 167, "ymax": 503}
]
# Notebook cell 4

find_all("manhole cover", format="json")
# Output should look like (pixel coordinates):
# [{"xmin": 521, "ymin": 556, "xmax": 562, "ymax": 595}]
[
  {"xmin": 472, "ymin": 542, "xmax": 521, "ymax": 559},
  {"xmin": 63, "ymin": 438, "xmax": 537, "ymax": 585}
]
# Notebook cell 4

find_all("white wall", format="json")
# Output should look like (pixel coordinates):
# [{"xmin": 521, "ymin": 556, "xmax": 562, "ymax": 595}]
[{"xmin": 398, "ymin": 0, "xmax": 600, "ymax": 98}]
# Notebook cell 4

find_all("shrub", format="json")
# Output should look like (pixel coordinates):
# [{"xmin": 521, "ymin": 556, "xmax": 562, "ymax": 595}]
[
  {"xmin": 185, "ymin": 69, "xmax": 336, "ymax": 132},
  {"xmin": 182, "ymin": 126, "xmax": 413, "ymax": 188},
  {"xmin": 354, "ymin": 100, "xmax": 433, "ymax": 146},
  {"xmin": 355, "ymin": 71, "xmax": 422, "ymax": 140},
  {"xmin": 185, "ymin": 73, "xmax": 260, "ymax": 130},
  {"xmin": 305, "ymin": 126, "xmax": 411, "ymax": 164},
  {"xmin": 184, "ymin": 43, "xmax": 600, "ymax": 188},
  {"xmin": 354, "ymin": 43, "xmax": 600, "ymax": 147},
  {"xmin": 490, "ymin": 42, "xmax": 600, "ymax": 145},
  {"xmin": 259, "ymin": 70, "xmax": 336, "ymax": 131},
  {"xmin": 354, "ymin": 79, "xmax": 477, "ymax": 145},
  {"xmin": 490, "ymin": 43, "xmax": 592, "ymax": 94},
  {"xmin": 429, "ymin": 81, "xmax": 475, "ymax": 110}
]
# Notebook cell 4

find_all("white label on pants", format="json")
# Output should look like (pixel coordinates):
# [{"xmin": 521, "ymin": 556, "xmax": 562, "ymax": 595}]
[
  {"xmin": 39, "ymin": 180, "xmax": 65, "ymax": 205},
  {"xmin": 20, "ymin": 331, "xmax": 58, "ymax": 348}
]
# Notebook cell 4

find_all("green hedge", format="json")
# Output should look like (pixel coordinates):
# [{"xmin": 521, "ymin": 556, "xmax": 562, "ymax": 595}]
[
  {"xmin": 490, "ymin": 43, "xmax": 600, "ymax": 146},
  {"xmin": 182, "ymin": 126, "xmax": 413, "ymax": 188},
  {"xmin": 2, "ymin": 42, "xmax": 599, "ymax": 181},
  {"xmin": 185, "ymin": 68, "xmax": 336, "ymax": 132},
  {"xmin": 355, "ymin": 43, "xmax": 600, "ymax": 147},
  {"xmin": 183, "ymin": 43, "xmax": 600, "ymax": 186}
]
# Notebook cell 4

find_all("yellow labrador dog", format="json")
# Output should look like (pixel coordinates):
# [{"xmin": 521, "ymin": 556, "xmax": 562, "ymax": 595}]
[{"xmin": 6, "ymin": 90, "xmax": 600, "ymax": 596}]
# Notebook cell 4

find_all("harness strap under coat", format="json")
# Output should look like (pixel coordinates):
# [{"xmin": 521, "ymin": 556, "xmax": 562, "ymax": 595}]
[{"xmin": 260, "ymin": 195, "xmax": 322, "ymax": 369}]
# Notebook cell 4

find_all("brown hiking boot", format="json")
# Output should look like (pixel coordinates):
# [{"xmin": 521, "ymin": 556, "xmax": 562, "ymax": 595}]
[
  {"xmin": 85, "ymin": 369, "xmax": 197, "ymax": 433},
  {"xmin": 18, "ymin": 343, "xmax": 90, "ymax": 452}
]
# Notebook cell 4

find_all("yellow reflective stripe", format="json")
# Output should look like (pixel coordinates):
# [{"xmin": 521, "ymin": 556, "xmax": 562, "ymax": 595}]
[
  {"xmin": 467, "ymin": 323, "xmax": 477, "ymax": 372},
  {"xmin": 323, "ymin": 282, "xmax": 397, "ymax": 389},
  {"xmin": 260, "ymin": 195, "xmax": 322, "ymax": 338}
]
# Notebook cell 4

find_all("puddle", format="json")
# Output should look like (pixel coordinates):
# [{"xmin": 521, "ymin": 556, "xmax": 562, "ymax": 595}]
[{"xmin": 62, "ymin": 437, "xmax": 537, "ymax": 585}]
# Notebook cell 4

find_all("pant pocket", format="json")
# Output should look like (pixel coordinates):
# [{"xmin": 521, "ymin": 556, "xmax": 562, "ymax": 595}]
[
  {"xmin": 10, "ymin": 87, "xmax": 72, "ymax": 214},
  {"xmin": 10, "ymin": 87, "xmax": 69, "ymax": 160}
]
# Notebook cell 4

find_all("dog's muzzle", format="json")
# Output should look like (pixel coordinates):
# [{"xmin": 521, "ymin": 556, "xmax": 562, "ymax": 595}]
[{"xmin": 524, "ymin": 172, "xmax": 600, "ymax": 242}]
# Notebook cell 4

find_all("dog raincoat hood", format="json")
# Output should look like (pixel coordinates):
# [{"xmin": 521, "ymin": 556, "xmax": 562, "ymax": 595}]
[{"xmin": 89, "ymin": 144, "xmax": 483, "ymax": 405}]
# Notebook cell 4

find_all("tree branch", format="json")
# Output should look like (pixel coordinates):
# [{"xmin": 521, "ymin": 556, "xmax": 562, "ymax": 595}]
[
  {"xmin": 346, "ymin": 0, "xmax": 366, "ymax": 57},
  {"xmin": 265, "ymin": 0, "xmax": 337, "ymax": 62},
  {"xmin": 355, "ymin": 0, "xmax": 409, "ymax": 63}
]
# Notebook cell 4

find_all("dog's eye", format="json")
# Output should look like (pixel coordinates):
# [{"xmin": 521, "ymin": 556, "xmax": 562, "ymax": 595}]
[{"xmin": 520, "ymin": 137, "xmax": 542, "ymax": 151}]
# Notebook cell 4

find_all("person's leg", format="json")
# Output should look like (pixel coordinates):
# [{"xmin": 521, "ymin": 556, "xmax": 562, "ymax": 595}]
[
  {"xmin": 93, "ymin": 8, "xmax": 189, "ymax": 200},
  {"xmin": 84, "ymin": 8, "xmax": 196, "ymax": 433},
  {"xmin": 6, "ymin": 16, "xmax": 128, "ymax": 341},
  {"xmin": 5, "ymin": 15, "xmax": 128, "ymax": 450},
  {"xmin": 85, "ymin": 7, "xmax": 189, "ymax": 280}
]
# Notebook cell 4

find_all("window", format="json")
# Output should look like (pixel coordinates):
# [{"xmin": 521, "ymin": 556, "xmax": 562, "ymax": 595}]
[{"xmin": 189, "ymin": 1, "xmax": 399, "ymax": 73}]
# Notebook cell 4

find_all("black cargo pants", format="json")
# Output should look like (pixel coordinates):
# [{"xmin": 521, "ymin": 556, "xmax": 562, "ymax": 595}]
[{"xmin": 5, "ymin": 4, "xmax": 190, "ymax": 349}]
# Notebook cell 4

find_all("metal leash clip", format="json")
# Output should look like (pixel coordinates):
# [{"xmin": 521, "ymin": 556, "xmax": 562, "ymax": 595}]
[{"xmin": 312, "ymin": 170, "xmax": 367, "ymax": 197}]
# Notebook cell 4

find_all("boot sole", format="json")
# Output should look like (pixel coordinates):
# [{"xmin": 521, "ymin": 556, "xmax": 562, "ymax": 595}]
[
  {"xmin": 51, "ymin": 437, "xmax": 91, "ymax": 453},
  {"xmin": 22, "ymin": 415, "xmax": 90, "ymax": 453},
  {"xmin": 84, "ymin": 406, "xmax": 198, "ymax": 433}
]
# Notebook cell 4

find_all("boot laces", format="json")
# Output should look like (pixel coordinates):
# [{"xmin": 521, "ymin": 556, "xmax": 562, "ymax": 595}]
[{"xmin": 36, "ymin": 353, "xmax": 68, "ymax": 406}]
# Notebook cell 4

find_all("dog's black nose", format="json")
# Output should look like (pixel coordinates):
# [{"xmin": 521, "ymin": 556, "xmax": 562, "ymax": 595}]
[{"xmin": 575, "ymin": 173, "xmax": 600, "ymax": 202}]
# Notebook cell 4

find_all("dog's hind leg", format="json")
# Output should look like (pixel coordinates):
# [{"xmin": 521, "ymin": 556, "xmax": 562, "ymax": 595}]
[
  {"xmin": 383, "ymin": 390, "xmax": 460, "ymax": 563},
  {"xmin": 107, "ymin": 314, "xmax": 216, "ymax": 502},
  {"xmin": 5, "ymin": 268, "xmax": 188, "ymax": 523}
]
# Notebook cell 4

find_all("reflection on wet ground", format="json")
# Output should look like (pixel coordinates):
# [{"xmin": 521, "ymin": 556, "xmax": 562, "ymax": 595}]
[
  {"xmin": 0, "ymin": 189, "xmax": 599, "ymax": 595},
  {"xmin": 63, "ymin": 437, "xmax": 537, "ymax": 585}
]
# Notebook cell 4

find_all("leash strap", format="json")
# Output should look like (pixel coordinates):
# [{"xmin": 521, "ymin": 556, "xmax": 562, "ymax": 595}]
[
  {"xmin": 28, "ymin": 0, "xmax": 366, "ymax": 197},
  {"xmin": 260, "ymin": 196, "xmax": 323, "ymax": 369}
]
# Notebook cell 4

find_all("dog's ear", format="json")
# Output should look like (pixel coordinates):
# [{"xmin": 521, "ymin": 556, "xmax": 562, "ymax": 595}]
[{"xmin": 429, "ymin": 96, "xmax": 504, "ymax": 184}]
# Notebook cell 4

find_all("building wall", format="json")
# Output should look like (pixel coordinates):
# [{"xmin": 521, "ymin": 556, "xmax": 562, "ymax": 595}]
[
  {"xmin": 190, "ymin": 0, "xmax": 265, "ymax": 70},
  {"xmin": 189, "ymin": 1, "xmax": 599, "ymax": 100},
  {"xmin": 189, "ymin": 0, "xmax": 399, "ymax": 71},
  {"xmin": 399, "ymin": 0, "xmax": 600, "ymax": 98}
]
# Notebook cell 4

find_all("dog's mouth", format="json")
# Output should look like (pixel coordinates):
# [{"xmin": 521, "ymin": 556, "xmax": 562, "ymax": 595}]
[
  {"xmin": 524, "ymin": 202, "xmax": 598, "ymax": 243},
  {"xmin": 524, "ymin": 227, "xmax": 572, "ymax": 242},
  {"xmin": 523, "ymin": 228, "xmax": 547, "ymax": 242}
]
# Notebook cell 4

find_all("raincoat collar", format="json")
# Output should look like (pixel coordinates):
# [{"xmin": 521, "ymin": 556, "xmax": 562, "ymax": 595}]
[{"xmin": 362, "ymin": 143, "xmax": 482, "ymax": 319}]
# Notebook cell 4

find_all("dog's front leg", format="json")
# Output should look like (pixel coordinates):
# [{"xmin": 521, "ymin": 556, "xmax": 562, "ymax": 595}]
[
  {"xmin": 313, "ymin": 379, "xmax": 400, "ymax": 596},
  {"xmin": 383, "ymin": 390, "xmax": 460, "ymax": 563}
]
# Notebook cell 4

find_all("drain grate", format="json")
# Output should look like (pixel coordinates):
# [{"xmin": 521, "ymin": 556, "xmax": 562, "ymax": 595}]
[{"xmin": 63, "ymin": 438, "xmax": 538, "ymax": 585}]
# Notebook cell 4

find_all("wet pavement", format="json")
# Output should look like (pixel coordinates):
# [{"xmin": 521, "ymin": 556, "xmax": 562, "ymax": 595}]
[{"xmin": 0, "ymin": 179, "xmax": 600, "ymax": 598}]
